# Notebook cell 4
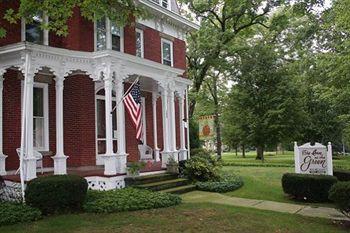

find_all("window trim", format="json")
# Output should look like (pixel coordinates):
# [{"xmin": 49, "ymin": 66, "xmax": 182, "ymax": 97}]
[
  {"xmin": 161, "ymin": 38, "xmax": 173, "ymax": 67},
  {"xmin": 135, "ymin": 28, "xmax": 144, "ymax": 58},
  {"xmin": 21, "ymin": 82, "xmax": 50, "ymax": 151},
  {"xmin": 21, "ymin": 15, "xmax": 49, "ymax": 46},
  {"xmin": 94, "ymin": 18, "xmax": 124, "ymax": 52}
]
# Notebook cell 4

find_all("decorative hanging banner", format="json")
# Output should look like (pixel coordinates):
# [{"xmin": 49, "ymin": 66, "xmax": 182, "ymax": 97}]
[
  {"xmin": 294, "ymin": 142, "xmax": 333, "ymax": 175},
  {"xmin": 198, "ymin": 115, "xmax": 215, "ymax": 140}
]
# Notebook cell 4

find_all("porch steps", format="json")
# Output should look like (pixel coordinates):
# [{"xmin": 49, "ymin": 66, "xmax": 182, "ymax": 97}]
[{"xmin": 125, "ymin": 173, "xmax": 196, "ymax": 194}]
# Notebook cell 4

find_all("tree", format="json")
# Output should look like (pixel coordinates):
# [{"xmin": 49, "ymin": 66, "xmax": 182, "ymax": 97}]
[
  {"xmin": 227, "ymin": 43, "xmax": 305, "ymax": 161},
  {"xmin": 0, "ymin": 0, "xmax": 147, "ymax": 38},
  {"xmin": 180, "ymin": 0, "xmax": 284, "ymax": 117}
]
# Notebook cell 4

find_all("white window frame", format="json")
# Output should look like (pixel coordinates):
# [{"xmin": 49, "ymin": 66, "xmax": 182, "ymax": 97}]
[
  {"xmin": 21, "ymin": 82, "xmax": 50, "ymax": 151},
  {"xmin": 150, "ymin": 0, "xmax": 171, "ymax": 10},
  {"xmin": 135, "ymin": 28, "xmax": 144, "ymax": 58},
  {"xmin": 94, "ymin": 85, "xmax": 118, "ymax": 163},
  {"xmin": 94, "ymin": 18, "xmax": 124, "ymax": 52},
  {"xmin": 161, "ymin": 38, "xmax": 173, "ymax": 67},
  {"xmin": 21, "ymin": 15, "xmax": 49, "ymax": 46}
]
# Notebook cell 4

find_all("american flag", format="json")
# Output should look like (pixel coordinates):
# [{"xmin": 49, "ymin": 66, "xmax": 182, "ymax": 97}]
[{"xmin": 123, "ymin": 81, "xmax": 143, "ymax": 141}]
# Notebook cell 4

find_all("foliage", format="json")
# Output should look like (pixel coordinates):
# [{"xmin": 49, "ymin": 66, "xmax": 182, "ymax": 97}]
[
  {"xmin": 25, "ymin": 175, "xmax": 88, "ymax": 215},
  {"xmin": 184, "ymin": 155, "xmax": 221, "ymax": 182},
  {"xmin": 190, "ymin": 148, "xmax": 211, "ymax": 158},
  {"xmin": 328, "ymin": 181, "xmax": 350, "ymax": 218},
  {"xmin": 0, "ymin": 0, "xmax": 147, "ymax": 38},
  {"xmin": 167, "ymin": 156, "xmax": 178, "ymax": 165},
  {"xmin": 127, "ymin": 161, "xmax": 146, "ymax": 176},
  {"xmin": 189, "ymin": 118, "xmax": 201, "ymax": 149},
  {"xmin": 0, "ymin": 202, "xmax": 41, "ymax": 226},
  {"xmin": 333, "ymin": 169, "xmax": 350, "ymax": 182},
  {"xmin": 83, "ymin": 188, "xmax": 181, "ymax": 213},
  {"xmin": 196, "ymin": 173, "xmax": 244, "ymax": 193},
  {"xmin": 281, "ymin": 173, "xmax": 338, "ymax": 202}
]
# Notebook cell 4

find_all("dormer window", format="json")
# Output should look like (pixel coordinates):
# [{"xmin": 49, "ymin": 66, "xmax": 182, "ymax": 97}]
[
  {"xmin": 22, "ymin": 13, "xmax": 49, "ymax": 45},
  {"xmin": 95, "ymin": 17, "xmax": 124, "ymax": 52},
  {"xmin": 150, "ymin": 0, "xmax": 171, "ymax": 10}
]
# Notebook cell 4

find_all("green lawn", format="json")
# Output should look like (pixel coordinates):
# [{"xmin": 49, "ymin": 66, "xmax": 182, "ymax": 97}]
[
  {"xmin": 0, "ymin": 203, "xmax": 347, "ymax": 233},
  {"xmin": 222, "ymin": 151, "xmax": 350, "ymax": 170},
  {"xmin": 222, "ymin": 166, "xmax": 293, "ymax": 203}
]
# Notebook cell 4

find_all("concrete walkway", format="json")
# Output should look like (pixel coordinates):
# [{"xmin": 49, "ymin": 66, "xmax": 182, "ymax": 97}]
[{"xmin": 182, "ymin": 191, "xmax": 348, "ymax": 221}]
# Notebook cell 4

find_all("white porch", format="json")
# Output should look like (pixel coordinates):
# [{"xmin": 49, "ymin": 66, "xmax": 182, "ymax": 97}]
[{"xmin": 0, "ymin": 42, "xmax": 191, "ymax": 181}]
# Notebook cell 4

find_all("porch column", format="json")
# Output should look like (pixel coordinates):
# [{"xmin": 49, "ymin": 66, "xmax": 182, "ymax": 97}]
[
  {"xmin": 178, "ymin": 91, "xmax": 187, "ymax": 161},
  {"xmin": 102, "ymin": 70, "xmax": 117, "ymax": 175},
  {"xmin": 160, "ymin": 82, "xmax": 171, "ymax": 168},
  {"xmin": 152, "ymin": 92, "xmax": 160, "ymax": 162},
  {"xmin": 23, "ymin": 70, "xmax": 37, "ymax": 181},
  {"xmin": 115, "ymin": 77, "xmax": 127, "ymax": 174},
  {"xmin": 53, "ymin": 76, "xmax": 68, "ymax": 175},
  {"xmin": 0, "ymin": 71, "xmax": 7, "ymax": 175},
  {"xmin": 168, "ymin": 88, "xmax": 178, "ymax": 161}
]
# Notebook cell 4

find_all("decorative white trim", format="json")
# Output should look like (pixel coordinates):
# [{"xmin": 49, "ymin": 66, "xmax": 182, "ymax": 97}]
[
  {"xmin": 85, "ymin": 176, "xmax": 125, "ymax": 190},
  {"xmin": 161, "ymin": 38, "xmax": 173, "ymax": 67},
  {"xmin": 0, "ymin": 72, "xmax": 7, "ymax": 175}
]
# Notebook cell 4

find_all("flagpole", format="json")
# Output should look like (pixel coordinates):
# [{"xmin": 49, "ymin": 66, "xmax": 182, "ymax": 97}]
[{"xmin": 111, "ymin": 76, "xmax": 139, "ymax": 114}]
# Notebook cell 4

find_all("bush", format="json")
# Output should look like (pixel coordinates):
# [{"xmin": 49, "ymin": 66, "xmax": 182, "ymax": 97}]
[
  {"xmin": 282, "ymin": 173, "xmax": 338, "ymax": 202},
  {"xmin": 0, "ymin": 202, "xmax": 41, "ymax": 226},
  {"xmin": 83, "ymin": 188, "xmax": 181, "ymax": 213},
  {"xmin": 329, "ymin": 182, "xmax": 350, "ymax": 218},
  {"xmin": 184, "ymin": 156, "xmax": 221, "ymax": 182},
  {"xmin": 25, "ymin": 175, "xmax": 88, "ymax": 215},
  {"xmin": 196, "ymin": 173, "xmax": 244, "ymax": 193},
  {"xmin": 190, "ymin": 148, "xmax": 211, "ymax": 158},
  {"xmin": 333, "ymin": 169, "xmax": 350, "ymax": 181}
]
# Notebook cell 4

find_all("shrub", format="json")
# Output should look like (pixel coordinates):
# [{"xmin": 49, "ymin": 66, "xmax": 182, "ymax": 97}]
[
  {"xmin": 83, "ymin": 188, "xmax": 181, "ymax": 213},
  {"xmin": 329, "ymin": 182, "xmax": 350, "ymax": 218},
  {"xmin": 184, "ymin": 156, "xmax": 221, "ymax": 182},
  {"xmin": 333, "ymin": 169, "xmax": 350, "ymax": 181},
  {"xmin": 190, "ymin": 148, "xmax": 211, "ymax": 158},
  {"xmin": 0, "ymin": 202, "xmax": 41, "ymax": 226},
  {"xmin": 25, "ymin": 175, "xmax": 88, "ymax": 215},
  {"xmin": 196, "ymin": 173, "xmax": 244, "ymax": 193},
  {"xmin": 282, "ymin": 173, "xmax": 338, "ymax": 202}
]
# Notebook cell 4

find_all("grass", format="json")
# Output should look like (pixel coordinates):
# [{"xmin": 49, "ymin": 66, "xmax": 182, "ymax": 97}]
[
  {"xmin": 222, "ymin": 151, "xmax": 350, "ymax": 170},
  {"xmin": 0, "ymin": 203, "xmax": 347, "ymax": 233}
]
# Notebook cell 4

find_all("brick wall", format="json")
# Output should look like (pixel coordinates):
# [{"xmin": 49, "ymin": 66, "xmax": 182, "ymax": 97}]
[
  {"xmin": 0, "ymin": 1, "xmax": 21, "ymax": 46},
  {"xmin": 144, "ymin": 27, "xmax": 162, "ymax": 63},
  {"xmin": 124, "ymin": 25, "xmax": 136, "ymax": 55},
  {"xmin": 63, "ymin": 75, "xmax": 96, "ymax": 167}
]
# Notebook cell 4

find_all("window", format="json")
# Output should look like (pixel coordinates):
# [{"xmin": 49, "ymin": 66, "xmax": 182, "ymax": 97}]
[
  {"xmin": 96, "ymin": 18, "xmax": 107, "ymax": 51},
  {"xmin": 150, "ymin": 0, "xmax": 170, "ymax": 10},
  {"xmin": 161, "ymin": 38, "xmax": 173, "ymax": 66},
  {"xmin": 32, "ymin": 83, "xmax": 49, "ymax": 151},
  {"xmin": 95, "ymin": 89, "xmax": 117, "ymax": 155},
  {"xmin": 23, "ymin": 14, "xmax": 48, "ymax": 45},
  {"xmin": 135, "ymin": 29, "xmax": 144, "ymax": 58},
  {"xmin": 95, "ymin": 18, "xmax": 123, "ymax": 52}
]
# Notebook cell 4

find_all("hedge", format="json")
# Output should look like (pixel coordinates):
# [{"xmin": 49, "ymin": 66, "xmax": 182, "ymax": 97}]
[
  {"xmin": 0, "ymin": 202, "xmax": 41, "ymax": 226},
  {"xmin": 196, "ymin": 174, "xmax": 244, "ymax": 193},
  {"xmin": 281, "ymin": 173, "xmax": 338, "ymax": 202},
  {"xmin": 25, "ymin": 175, "xmax": 88, "ymax": 215},
  {"xmin": 184, "ymin": 156, "xmax": 221, "ymax": 182},
  {"xmin": 333, "ymin": 169, "xmax": 350, "ymax": 181},
  {"xmin": 328, "ymin": 181, "xmax": 350, "ymax": 218},
  {"xmin": 83, "ymin": 188, "xmax": 181, "ymax": 213},
  {"xmin": 223, "ymin": 162, "xmax": 293, "ymax": 168}
]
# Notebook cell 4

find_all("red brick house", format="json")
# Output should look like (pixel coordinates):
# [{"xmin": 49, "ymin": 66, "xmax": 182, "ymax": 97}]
[{"xmin": 0, "ymin": 0, "xmax": 198, "ymax": 189}]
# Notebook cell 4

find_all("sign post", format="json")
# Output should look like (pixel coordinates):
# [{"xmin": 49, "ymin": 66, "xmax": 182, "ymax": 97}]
[{"xmin": 294, "ymin": 142, "xmax": 333, "ymax": 175}]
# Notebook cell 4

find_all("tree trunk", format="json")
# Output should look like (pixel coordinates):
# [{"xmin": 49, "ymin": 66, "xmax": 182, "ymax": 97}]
[
  {"xmin": 256, "ymin": 146, "xmax": 264, "ymax": 162},
  {"xmin": 235, "ymin": 147, "xmax": 238, "ymax": 156},
  {"xmin": 242, "ymin": 144, "xmax": 246, "ymax": 158}
]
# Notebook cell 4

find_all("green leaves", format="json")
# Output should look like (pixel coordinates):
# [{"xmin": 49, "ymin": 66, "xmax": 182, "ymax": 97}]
[{"xmin": 2, "ymin": 0, "xmax": 147, "ymax": 37}]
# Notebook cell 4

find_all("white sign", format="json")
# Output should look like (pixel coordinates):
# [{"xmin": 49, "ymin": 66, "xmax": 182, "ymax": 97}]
[{"xmin": 294, "ymin": 142, "xmax": 333, "ymax": 175}]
